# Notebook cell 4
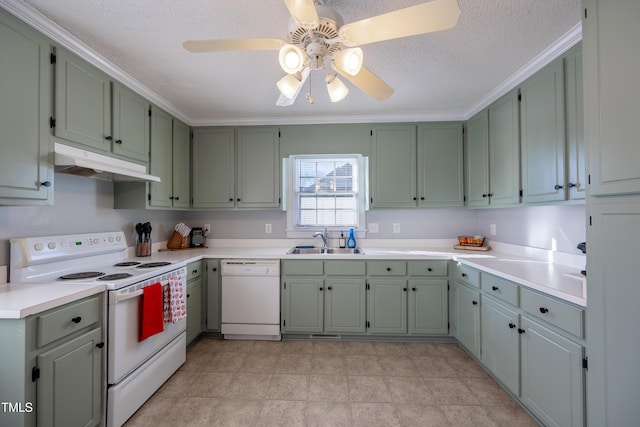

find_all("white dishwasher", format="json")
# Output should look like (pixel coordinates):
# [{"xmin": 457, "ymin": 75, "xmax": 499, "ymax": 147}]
[{"xmin": 221, "ymin": 259, "xmax": 281, "ymax": 340}]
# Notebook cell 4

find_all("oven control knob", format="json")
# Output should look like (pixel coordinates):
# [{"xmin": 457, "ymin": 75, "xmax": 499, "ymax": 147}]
[
  {"xmin": 108, "ymin": 236, "xmax": 114, "ymax": 243},
  {"xmin": 92, "ymin": 238, "xmax": 100, "ymax": 245},
  {"xmin": 34, "ymin": 243, "xmax": 44, "ymax": 251},
  {"xmin": 115, "ymin": 235, "xmax": 121, "ymax": 242},
  {"xmin": 48, "ymin": 242, "xmax": 56, "ymax": 250}
]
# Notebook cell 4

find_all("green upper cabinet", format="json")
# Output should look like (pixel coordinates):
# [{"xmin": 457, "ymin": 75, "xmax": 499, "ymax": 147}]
[
  {"xmin": 192, "ymin": 127, "xmax": 235, "ymax": 208},
  {"xmin": 488, "ymin": 89, "xmax": 521, "ymax": 206},
  {"xmin": 148, "ymin": 106, "xmax": 190, "ymax": 209},
  {"xmin": 54, "ymin": 47, "xmax": 149, "ymax": 164},
  {"xmin": 236, "ymin": 127, "xmax": 280, "ymax": 209},
  {"xmin": 417, "ymin": 123, "xmax": 464, "ymax": 207},
  {"xmin": 564, "ymin": 43, "xmax": 586, "ymax": 200},
  {"xmin": 584, "ymin": 1, "xmax": 640, "ymax": 196},
  {"xmin": 370, "ymin": 125, "xmax": 417, "ymax": 208},
  {"xmin": 192, "ymin": 127, "xmax": 280, "ymax": 209},
  {"xmin": 520, "ymin": 57, "xmax": 566, "ymax": 203},
  {"xmin": 111, "ymin": 82, "xmax": 150, "ymax": 163},
  {"xmin": 0, "ymin": 8, "xmax": 53, "ymax": 205},
  {"xmin": 465, "ymin": 110, "xmax": 490, "ymax": 207}
]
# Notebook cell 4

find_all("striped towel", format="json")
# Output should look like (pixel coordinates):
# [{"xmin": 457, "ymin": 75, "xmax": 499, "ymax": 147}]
[{"xmin": 163, "ymin": 276, "xmax": 186, "ymax": 324}]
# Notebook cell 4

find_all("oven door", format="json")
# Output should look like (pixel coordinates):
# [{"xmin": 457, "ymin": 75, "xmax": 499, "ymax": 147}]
[{"xmin": 107, "ymin": 269, "xmax": 186, "ymax": 384}]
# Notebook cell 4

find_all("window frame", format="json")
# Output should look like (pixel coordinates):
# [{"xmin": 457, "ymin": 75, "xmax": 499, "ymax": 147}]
[{"xmin": 284, "ymin": 154, "xmax": 368, "ymax": 239}]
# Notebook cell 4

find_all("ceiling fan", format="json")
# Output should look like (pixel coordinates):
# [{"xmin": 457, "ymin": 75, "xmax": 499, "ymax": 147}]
[{"xmin": 183, "ymin": 0, "xmax": 461, "ymax": 106}]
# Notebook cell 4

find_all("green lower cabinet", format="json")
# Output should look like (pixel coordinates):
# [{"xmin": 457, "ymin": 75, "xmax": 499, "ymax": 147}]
[
  {"xmin": 454, "ymin": 282, "xmax": 481, "ymax": 359},
  {"xmin": 282, "ymin": 278, "xmax": 324, "ymax": 333},
  {"xmin": 37, "ymin": 327, "xmax": 102, "ymax": 427},
  {"xmin": 325, "ymin": 278, "xmax": 366, "ymax": 333},
  {"xmin": 481, "ymin": 296, "xmax": 520, "ymax": 396},
  {"xmin": 367, "ymin": 279, "xmax": 407, "ymax": 334},
  {"xmin": 520, "ymin": 317, "xmax": 584, "ymax": 427},
  {"xmin": 408, "ymin": 279, "xmax": 448, "ymax": 335}
]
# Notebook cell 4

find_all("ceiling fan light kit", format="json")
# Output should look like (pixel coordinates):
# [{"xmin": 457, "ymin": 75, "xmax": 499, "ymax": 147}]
[{"xmin": 184, "ymin": 0, "xmax": 461, "ymax": 106}]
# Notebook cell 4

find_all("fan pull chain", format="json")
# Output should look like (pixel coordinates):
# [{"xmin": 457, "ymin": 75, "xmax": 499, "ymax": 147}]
[{"xmin": 306, "ymin": 74, "xmax": 314, "ymax": 104}]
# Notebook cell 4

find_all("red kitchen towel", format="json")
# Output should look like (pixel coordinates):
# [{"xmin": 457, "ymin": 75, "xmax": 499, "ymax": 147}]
[{"xmin": 138, "ymin": 282, "xmax": 164, "ymax": 341}]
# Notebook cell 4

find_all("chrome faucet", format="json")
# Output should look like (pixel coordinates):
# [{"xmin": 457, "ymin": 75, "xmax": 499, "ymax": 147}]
[{"xmin": 313, "ymin": 227, "xmax": 328, "ymax": 248}]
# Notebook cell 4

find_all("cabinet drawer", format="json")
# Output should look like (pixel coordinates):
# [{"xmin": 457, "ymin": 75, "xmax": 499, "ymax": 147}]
[
  {"xmin": 481, "ymin": 273, "xmax": 519, "ymax": 306},
  {"xmin": 408, "ymin": 260, "xmax": 448, "ymax": 276},
  {"xmin": 282, "ymin": 260, "xmax": 324, "ymax": 276},
  {"xmin": 455, "ymin": 263, "xmax": 480, "ymax": 288},
  {"xmin": 187, "ymin": 261, "xmax": 202, "ymax": 281},
  {"xmin": 325, "ymin": 261, "xmax": 366, "ymax": 276},
  {"xmin": 37, "ymin": 295, "xmax": 101, "ymax": 348},
  {"xmin": 367, "ymin": 261, "xmax": 407, "ymax": 276},
  {"xmin": 521, "ymin": 288, "xmax": 584, "ymax": 338}
]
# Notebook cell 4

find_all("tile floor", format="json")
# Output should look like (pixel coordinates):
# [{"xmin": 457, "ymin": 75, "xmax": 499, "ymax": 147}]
[{"xmin": 124, "ymin": 338, "xmax": 539, "ymax": 427}]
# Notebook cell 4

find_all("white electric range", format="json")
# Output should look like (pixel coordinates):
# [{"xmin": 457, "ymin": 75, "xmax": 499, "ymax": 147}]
[{"xmin": 10, "ymin": 231, "xmax": 187, "ymax": 427}]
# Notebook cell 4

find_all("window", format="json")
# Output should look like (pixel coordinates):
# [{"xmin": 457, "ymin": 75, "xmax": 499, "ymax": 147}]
[{"xmin": 285, "ymin": 154, "xmax": 368, "ymax": 237}]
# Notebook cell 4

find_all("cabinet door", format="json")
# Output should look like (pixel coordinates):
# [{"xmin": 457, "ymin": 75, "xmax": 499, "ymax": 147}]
[
  {"xmin": 367, "ymin": 279, "xmax": 407, "ymax": 334},
  {"xmin": 283, "ymin": 278, "xmax": 324, "ymax": 333},
  {"xmin": 565, "ymin": 43, "xmax": 585, "ymax": 200},
  {"xmin": 520, "ymin": 317, "xmax": 584, "ymax": 427},
  {"xmin": 37, "ymin": 327, "xmax": 103, "ymax": 427},
  {"xmin": 192, "ymin": 128, "xmax": 235, "ymax": 208},
  {"xmin": 55, "ymin": 47, "xmax": 111, "ymax": 152},
  {"xmin": 520, "ymin": 58, "xmax": 566, "ymax": 203},
  {"xmin": 371, "ymin": 125, "xmax": 417, "ymax": 208},
  {"xmin": 465, "ymin": 110, "xmax": 490, "ymax": 207},
  {"xmin": 205, "ymin": 260, "xmax": 220, "ymax": 331},
  {"xmin": 481, "ymin": 297, "xmax": 520, "ymax": 396},
  {"xmin": 148, "ymin": 106, "xmax": 174, "ymax": 208},
  {"xmin": 325, "ymin": 278, "xmax": 366, "ymax": 333},
  {"xmin": 186, "ymin": 278, "xmax": 203, "ymax": 345},
  {"xmin": 236, "ymin": 127, "xmax": 280, "ymax": 208},
  {"xmin": 111, "ymin": 82, "xmax": 149, "ymax": 162},
  {"xmin": 489, "ymin": 90, "xmax": 521, "ymax": 206},
  {"xmin": 417, "ymin": 123, "xmax": 464, "ymax": 207},
  {"xmin": 583, "ymin": 0, "xmax": 640, "ymax": 195},
  {"xmin": 172, "ymin": 119, "xmax": 191, "ymax": 208},
  {"xmin": 454, "ymin": 283, "xmax": 481, "ymax": 358},
  {"xmin": 0, "ymin": 9, "xmax": 53, "ymax": 204},
  {"xmin": 408, "ymin": 279, "xmax": 447, "ymax": 335}
]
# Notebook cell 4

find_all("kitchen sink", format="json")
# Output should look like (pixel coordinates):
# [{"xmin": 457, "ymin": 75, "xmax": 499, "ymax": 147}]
[{"xmin": 286, "ymin": 247, "xmax": 365, "ymax": 255}]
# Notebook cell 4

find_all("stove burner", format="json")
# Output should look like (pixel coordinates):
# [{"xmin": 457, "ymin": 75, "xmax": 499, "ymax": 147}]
[
  {"xmin": 58, "ymin": 271, "xmax": 105, "ymax": 280},
  {"xmin": 98, "ymin": 273, "xmax": 134, "ymax": 281},
  {"xmin": 114, "ymin": 262, "xmax": 141, "ymax": 267},
  {"xmin": 137, "ymin": 262, "xmax": 172, "ymax": 269}
]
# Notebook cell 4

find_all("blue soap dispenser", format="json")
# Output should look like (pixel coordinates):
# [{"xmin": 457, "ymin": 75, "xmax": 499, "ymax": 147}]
[{"xmin": 347, "ymin": 228, "xmax": 357, "ymax": 248}]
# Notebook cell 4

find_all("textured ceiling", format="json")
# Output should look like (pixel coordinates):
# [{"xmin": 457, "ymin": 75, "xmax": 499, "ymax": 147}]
[{"xmin": 12, "ymin": 0, "xmax": 581, "ymax": 125}]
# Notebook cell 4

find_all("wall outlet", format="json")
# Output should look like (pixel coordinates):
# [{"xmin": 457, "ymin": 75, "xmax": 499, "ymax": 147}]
[
  {"xmin": 490, "ymin": 224, "xmax": 496, "ymax": 236},
  {"xmin": 369, "ymin": 223, "xmax": 379, "ymax": 233},
  {"xmin": 393, "ymin": 223, "xmax": 401, "ymax": 233},
  {"xmin": 203, "ymin": 224, "xmax": 211, "ymax": 235},
  {"xmin": 265, "ymin": 223, "xmax": 272, "ymax": 234}
]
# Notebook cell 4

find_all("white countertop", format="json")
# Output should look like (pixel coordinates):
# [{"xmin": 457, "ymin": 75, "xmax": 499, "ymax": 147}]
[{"xmin": 1, "ymin": 239, "xmax": 586, "ymax": 319}]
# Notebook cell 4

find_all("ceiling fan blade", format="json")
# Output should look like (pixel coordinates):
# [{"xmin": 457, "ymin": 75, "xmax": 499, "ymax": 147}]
[
  {"xmin": 276, "ymin": 67, "xmax": 311, "ymax": 107},
  {"xmin": 338, "ymin": 0, "xmax": 461, "ymax": 47},
  {"xmin": 283, "ymin": 0, "xmax": 319, "ymax": 28},
  {"xmin": 183, "ymin": 38, "xmax": 287, "ymax": 53},
  {"xmin": 333, "ymin": 64, "xmax": 394, "ymax": 101}
]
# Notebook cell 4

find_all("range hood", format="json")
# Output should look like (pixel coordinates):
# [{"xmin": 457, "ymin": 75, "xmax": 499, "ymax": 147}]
[{"xmin": 54, "ymin": 142, "xmax": 161, "ymax": 182}]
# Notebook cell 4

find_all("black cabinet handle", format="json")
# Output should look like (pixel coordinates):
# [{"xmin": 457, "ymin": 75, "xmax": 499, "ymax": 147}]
[
  {"xmin": 539, "ymin": 307, "xmax": 549, "ymax": 314},
  {"xmin": 115, "ymin": 139, "xmax": 123, "ymax": 144},
  {"xmin": 508, "ymin": 323, "xmax": 516, "ymax": 329},
  {"xmin": 169, "ymin": 196, "xmax": 174, "ymax": 200},
  {"xmin": 492, "ymin": 286, "xmax": 499, "ymax": 291},
  {"xmin": 472, "ymin": 301, "xmax": 478, "ymax": 305},
  {"xmin": 518, "ymin": 328, "xmax": 526, "ymax": 334},
  {"xmin": 488, "ymin": 193, "xmax": 493, "ymax": 197},
  {"xmin": 554, "ymin": 184, "xmax": 563, "ymax": 190},
  {"xmin": 403, "ymin": 288, "xmax": 407, "ymax": 292},
  {"xmin": 319, "ymin": 287, "xmax": 323, "ymax": 291},
  {"xmin": 327, "ymin": 286, "xmax": 332, "ymax": 290},
  {"xmin": 174, "ymin": 197, "xmax": 180, "ymax": 200},
  {"xmin": 71, "ymin": 316, "xmax": 82, "ymax": 324},
  {"xmin": 96, "ymin": 342, "xmax": 105, "ymax": 349},
  {"xmin": 192, "ymin": 269, "xmax": 198, "ymax": 274},
  {"xmin": 420, "ymin": 196, "xmax": 425, "ymax": 200},
  {"xmin": 229, "ymin": 198, "xmax": 234, "ymax": 202},
  {"xmin": 482, "ymin": 194, "xmax": 488, "ymax": 198},
  {"xmin": 40, "ymin": 181, "xmax": 51, "ymax": 187},
  {"xmin": 461, "ymin": 273, "xmax": 468, "ymax": 278},
  {"xmin": 427, "ymin": 267, "xmax": 432, "ymax": 272},
  {"xmin": 413, "ymin": 197, "xmax": 417, "ymax": 201},
  {"xmin": 187, "ymin": 294, "xmax": 190, "ymax": 298},
  {"xmin": 567, "ymin": 182, "xmax": 577, "ymax": 188},
  {"xmin": 105, "ymin": 135, "xmax": 113, "ymax": 141},
  {"xmin": 412, "ymin": 287, "xmax": 416, "ymax": 291},
  {"xmin": 386, "ymin": 267, "xmax": 392, "ymax": 272},
  {"xmin": 237, "ymin": 198, "xmax": 241, "ymax": 201}
]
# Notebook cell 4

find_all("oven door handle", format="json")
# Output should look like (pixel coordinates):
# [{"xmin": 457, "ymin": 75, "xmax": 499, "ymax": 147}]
[{"xmin": 111, "ymin": 279, "xmax": 172, "ymax": 305}]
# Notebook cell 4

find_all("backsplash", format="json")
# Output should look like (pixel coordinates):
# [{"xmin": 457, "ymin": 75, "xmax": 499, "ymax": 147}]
[{"xmin": 0, "ymin": 173, "xmax": 586, "ymax": 267}]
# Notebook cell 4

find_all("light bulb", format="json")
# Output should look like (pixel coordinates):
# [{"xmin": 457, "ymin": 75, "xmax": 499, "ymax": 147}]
[
  {"xmin": 279, "ymin": 44, "xmax": 306, "ymax": 74},
  {"xmin": 277, "ymin": 74, "xmax": 302, "ymax": 99},
  {"xmin": 333, "ymin": 48, "xmax": 363, "ymax": 76}
]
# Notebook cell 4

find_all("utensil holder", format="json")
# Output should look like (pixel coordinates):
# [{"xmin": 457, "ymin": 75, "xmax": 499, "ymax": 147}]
[{"xmin": 136, "ymin": 238, "xmax": 151, "ymax": 257}]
